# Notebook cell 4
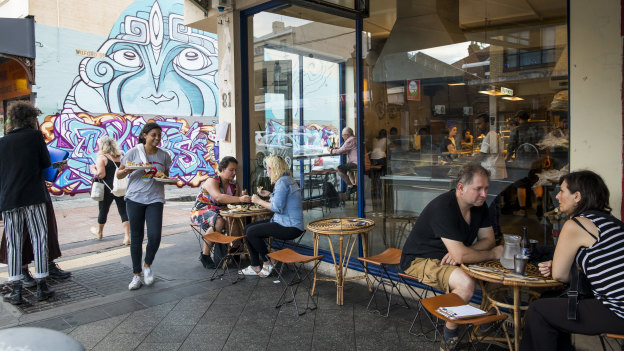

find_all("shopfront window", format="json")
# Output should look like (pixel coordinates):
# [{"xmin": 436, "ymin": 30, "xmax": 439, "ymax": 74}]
[
  {"xmin": 248, "ymin": 8, "xmax": 357, "ymax": 250},
  {"xmin": 362, "ymin": 0, "xmax": 569, "ymax": 254}
]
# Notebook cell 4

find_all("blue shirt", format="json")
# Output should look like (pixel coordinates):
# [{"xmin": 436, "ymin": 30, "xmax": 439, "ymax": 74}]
[{"xmin": 270, "ymin": 174, "xmax": 303, "ymax": 231}]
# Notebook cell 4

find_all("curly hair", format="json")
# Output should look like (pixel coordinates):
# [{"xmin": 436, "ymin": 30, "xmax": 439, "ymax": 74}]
[
  {"xmin": 97, "ymin": 136, "xmax": 123, "ymax": 158},
  {"xmin": 138, "ymin": 122, "xmax": 162, "ymax": 145},
  {"xmin": 218, "ymin": 156, "xmax": 238, "ymax": 172},
  {"xmin": 8, "ymin": 101, "xmax": 40, "ymax": 131},
  {"xmin": 559, "ymin": 170, "xmax": 611, "ymax": 217},
  {"xmin": 265, "ymin": 154, "xmax": 290, "ymax": 184}
]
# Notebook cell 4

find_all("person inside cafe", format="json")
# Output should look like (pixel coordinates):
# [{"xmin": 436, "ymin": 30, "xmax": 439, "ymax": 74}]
[
  {"xmin": 521, "ymin": 170, "xmax": 624, "ymax": 351},
  {"xmin": 190, "ymin": 156, "xmax": 251, "ymax": 269},
  {"xmin": 370, "ymin": 128, "xmax": 387, "ymax": 172},
  {"xmin": 241, "ymin": 154, "xmax": 303, "ymax": 278},
  {"xmin": 460, "ymin": 129, "xmax": 473, "ymax": 151},
  {"xmin": 475, "ymin": 113, "xmax": 507, "ymax": 239},
  {"xmin": 400, "ymin": 163, "xmax": 503, "ymax": 348},
  {"xmin": 440, "ymin": 124, "xmax": 458, "ymax": 154},
  {"xmin": 506, "ymin": 110, "xmax": 545, "ymax": 217},
  {"xmin": 329, "ymin": 127, "xmax": 358, "ymax": 195}
]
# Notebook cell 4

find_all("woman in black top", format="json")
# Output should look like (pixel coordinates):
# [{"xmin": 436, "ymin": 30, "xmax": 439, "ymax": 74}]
[
  {"xmin": 90, "ymin": 136, "xmax": 130, "ymax": 245},
  {"xmin": 0, "ymin": 102, "xmax": 54, "ymax": 304}
]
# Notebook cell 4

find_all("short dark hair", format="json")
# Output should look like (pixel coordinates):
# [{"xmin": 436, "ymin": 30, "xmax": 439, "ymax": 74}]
[
  {"xmin": 218, "ymin": 156, "xmax": 238, "ymax": 172},
  {"xmin": 516, "ymin": 110, "xmax": 530, "ymax": 121},
  {"xmin": 138, "ymin": 122, "xmax": 162, "ymax": 144},
  {"xmin": 476, "ymin": 113, "xmax": 489, "ymax": 124},
  {"xmin": 559, "ymin": 170, "xmax": 611, "ymax": 217},
  {"xmin": 8, "ymin": 101, "xmax": 40, "ymax": 131},
  {"xmin": 455, "ymin": 163, "xmax": 490, "ymax": 188}
]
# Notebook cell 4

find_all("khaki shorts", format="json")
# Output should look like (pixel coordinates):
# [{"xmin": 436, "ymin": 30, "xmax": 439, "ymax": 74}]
[{"xmin": 403, "ymin": 257, "xmax": 458, "ymax": 293}]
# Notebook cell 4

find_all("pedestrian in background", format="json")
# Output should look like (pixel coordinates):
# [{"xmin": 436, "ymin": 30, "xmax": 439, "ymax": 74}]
[
  {"xmin": 116, "ymin": 122, "xmax": 172, "ymax": 290},
  {"xmin": 0, "ymin": 102, "xmax": 55, "ymax": 304},
  {"xmin": 90, "ymin": 136, "xmax": 130, "ymax": 245}
]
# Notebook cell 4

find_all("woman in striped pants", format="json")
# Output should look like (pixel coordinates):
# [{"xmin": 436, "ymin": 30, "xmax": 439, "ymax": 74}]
[{"xmin": 0, "ymin": 102, "xmax": 55, "ymax": 305}]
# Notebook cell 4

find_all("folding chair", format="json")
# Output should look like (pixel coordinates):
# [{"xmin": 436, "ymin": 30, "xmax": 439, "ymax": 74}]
[
  {"xmin": 357, "ymin": 248, "xmax": 410, "ymax": 317},
  {"xmin": 600, "ymin": 333, "xmax": 624, "ymax": 351},
  {"xmin": 267, "ymin": 248, "xmax": 323, "ymax": 316},
  {"xmin": 398, "ymin": 272, "xmax": 439, "ymax": 339},
  {"xmin": 204, "ymin": 232, "xmax": 246, "ymax": 284},
  {"xmin": 421, "ymin": 293, "xmax": 507, "ymax": 351}
]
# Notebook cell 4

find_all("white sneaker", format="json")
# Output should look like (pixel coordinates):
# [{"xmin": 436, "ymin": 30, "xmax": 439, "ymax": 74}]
[
  {"xmin": 128, "ymin": 275, "xmax": 142, "ymax": 290},
  {"xmin": 143, "ymin": 267, "xmax": 154, "ymax": 286}
]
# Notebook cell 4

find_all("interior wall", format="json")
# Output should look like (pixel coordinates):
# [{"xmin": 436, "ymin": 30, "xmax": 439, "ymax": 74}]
[{"xmin": 570, "ymin": 0, "xmax": 623, "ymax": 217}]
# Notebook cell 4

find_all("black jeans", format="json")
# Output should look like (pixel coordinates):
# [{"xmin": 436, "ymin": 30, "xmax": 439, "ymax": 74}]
[
  {"xmin": 126, "ymin": 199, "xmax": 164, "ymax": 274},
  {"xmin": 98, "ymin": 188, "xmax": 128, "ymax": 224},
  {"xmin": 520, "ymin": 297, "xmax": 624, "ymax": 351},
  {"xmin": 244, "ymin": 219, "xmax": 303, "ymax": 266}
]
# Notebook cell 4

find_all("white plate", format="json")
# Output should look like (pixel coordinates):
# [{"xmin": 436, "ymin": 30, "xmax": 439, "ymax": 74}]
[
  {"xmin": 153, "ymin": 177, "xmax": 178, "ymax": 183},
  {"xmin": 126, "ymin": 165, "xmax": 153, "ymax": 170}
]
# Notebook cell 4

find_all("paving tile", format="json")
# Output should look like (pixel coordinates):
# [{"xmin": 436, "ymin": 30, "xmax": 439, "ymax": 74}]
[
  {"xmin": 311, "ymin": 329, "xmax": 356, "ymax": 351},
  {"xmin": 101, "ymin": 298, "xmax": 148, "ymax": 318},
  {"xmin": 175, "ymin": 296, "xmax": 215, "ymax": 311},
  {"xmin": 91, "ymin": 331, "xmax": 146, "ymax": 351},
  {"xmin": 69, "ymin": 313, "xmax": 129, "ymax": 349},
  {"xmin": 160, "ymin": 307, "xmax": 207, "ymax": 325},
  {"xmin": 354, "ymin": 330, "xmax": 401, "ymax": 351},
  {"xmin": 143, "ymin": 324, "xmax": 193, "ymax": 343},
  {"xmin": 20, "ymin": 317, "xmax": 73, "ymax": 331},
  {"xmin": 178, "ymin": 327, "xmax": 230, "ymax": 351},
  {"xmin": 63, "ymin": 306, "xmax": 111, "ymax": 327},
  {"xmin": 266, "ymin": 331, "xmax": 313, "ymax": 351},
  {"xmin": 134, "ymin": 290, "xmax": 183, "ymax": 307},
  {"xmin": 135, "ymin": 342, "xmax": 182, "ymax": 351}
]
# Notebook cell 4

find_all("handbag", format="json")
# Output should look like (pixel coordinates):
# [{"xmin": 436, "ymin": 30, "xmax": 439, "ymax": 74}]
[
  {"xmin": 563, "ymin": 216, "xmax": 596, "ymax": 320},
  {"xmin": 106, "ymin": 155, "xmax": 127, "ymax": 197},
  {"xmin": 90, "ymin": 179, "xmax": 105, "ymax": 201}
]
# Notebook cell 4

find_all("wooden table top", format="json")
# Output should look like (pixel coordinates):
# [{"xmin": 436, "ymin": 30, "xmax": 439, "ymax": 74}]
[
  {"xmin": 307, "ymin": 217, "xmax": 375, "ymax": 235},
  {"xmin": 220, "ymin": 208, "xmax": 272, "ymax": 218},
  {"xmin": 461, "ymin": 260, "xmax": 563, "ymax": 288}
]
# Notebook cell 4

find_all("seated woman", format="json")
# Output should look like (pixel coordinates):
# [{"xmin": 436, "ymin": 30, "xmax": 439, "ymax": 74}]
[
  {"xmin": 242, "ymin": 154, "xmax": 304, "ymax": 277},
  {"xmin": 460, "ymin": 130, "xmax": 473, "ymax": 151},
  {"xmin": 190, "ymin": 156, "xmax": 251, "ymax": 269},
  {"xmin": 520, "ymin": 170, "xmax": 624, "ymax": 351}
]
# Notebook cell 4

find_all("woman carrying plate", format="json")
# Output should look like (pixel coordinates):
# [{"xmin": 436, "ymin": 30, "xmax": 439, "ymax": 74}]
[
  {"xmin": 242, "ymin": 154, "xmax": 304, "ymax": 277},
  {"xmin": 116, "ymin": 122, "xmax": 172, "ymax": 291},
  {"xmin": 190, "ymin": 156, "xmax": 251, "ymax": 269}
]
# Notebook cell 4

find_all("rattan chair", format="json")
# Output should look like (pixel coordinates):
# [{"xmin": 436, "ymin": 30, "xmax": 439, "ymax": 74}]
[
  {"xmin": 358, "ymin": 248, "xmax": 409, "ymax": 317},
  {"xmin": 421, "ymin": 293, "xmax": 507, "ymax": 351},
  {"xmin": 398, "ymin": 272, "xmax": 439, "ymax": 339},
  {"xmin": 267, "ymin": 248, "xmax": 323, "ymax": 316},
  {"xmin": 203, "ymin": 232, "xmax": 246, "ymax": 284}
]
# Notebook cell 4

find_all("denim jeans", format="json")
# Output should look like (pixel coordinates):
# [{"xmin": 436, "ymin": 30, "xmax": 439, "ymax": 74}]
[{"xmin": 126, "ymin": 199, "xmax": 163, "ymax": 274}]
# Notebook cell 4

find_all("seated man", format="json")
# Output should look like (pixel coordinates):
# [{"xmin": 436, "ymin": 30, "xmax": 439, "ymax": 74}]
[
  {"xmin": 329, "ymin": 127, "xmax": 357, "ymax": 193},
  {"xmin": 400, "ymin": 163, "xmax": 503, "ymax": 349}
]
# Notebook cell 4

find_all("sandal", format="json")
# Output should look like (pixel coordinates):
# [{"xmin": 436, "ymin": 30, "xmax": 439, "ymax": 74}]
[
  {"xmin": 258, "ymin": 264, "xmax": 274, "ymax": 278},
  {"xmin": 240, "ymin": 266, "xmax": 260, "ymax": 276}
]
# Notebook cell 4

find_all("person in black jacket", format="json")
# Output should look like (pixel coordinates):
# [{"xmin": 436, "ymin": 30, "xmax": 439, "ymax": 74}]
[{"xmin": 0, "ymin": 102, "xmax": 55, "ymax": 304}]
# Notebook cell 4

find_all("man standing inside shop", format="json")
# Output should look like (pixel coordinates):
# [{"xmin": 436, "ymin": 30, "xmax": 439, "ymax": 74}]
[
  {"xmin": 329, "ymin": 127, "xmax": 358, "ymax": 196},
  {"xmin": 400, "ymin": 163, "xmax": 503, "ymax": 349}
]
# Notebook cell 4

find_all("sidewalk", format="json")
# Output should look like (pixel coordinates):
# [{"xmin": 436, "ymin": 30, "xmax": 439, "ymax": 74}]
[{"xmin": 0, "ymin": 189, "xmax": 611, "ymax": 350}]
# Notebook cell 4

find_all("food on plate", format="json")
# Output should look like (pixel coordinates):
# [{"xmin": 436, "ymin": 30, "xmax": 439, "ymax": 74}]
[
  {"xmin": 126, "ymin": 161, "xmax": 152, "ymax": 167},
  {"xmin": 154, "ymin": 171, "xmax": 167, "ymax": 179},
  {"xmin": 249, "ymin": 205, "xmax": 263, "ymax": 210}
]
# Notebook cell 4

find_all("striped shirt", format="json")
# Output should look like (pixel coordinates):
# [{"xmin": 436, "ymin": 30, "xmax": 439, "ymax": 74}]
[{"xmin": 576, "ymin": 211, "xmax": 624, "ymax": 319}]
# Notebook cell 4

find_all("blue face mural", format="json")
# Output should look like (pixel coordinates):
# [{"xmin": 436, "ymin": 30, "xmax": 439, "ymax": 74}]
[{"xmin": 63, "ymin": 0, "xmax": 218, "ymax": 116}]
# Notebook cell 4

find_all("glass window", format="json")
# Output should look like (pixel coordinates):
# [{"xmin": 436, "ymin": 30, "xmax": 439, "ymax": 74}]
[
  {"xmin": 362, "ymin": 0, "xmax": 569, "ymax": 255},
  {"xmin": 248, "ymin": 8, "xmax": 356, "ymax": 251}
]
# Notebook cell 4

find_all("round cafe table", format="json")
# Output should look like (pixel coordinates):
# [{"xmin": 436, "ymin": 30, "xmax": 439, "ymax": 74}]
[
  {"xmin": 219, "ymin": 207, "xmax": 273, "ymax": 235},
  {"xmin": 461, "ymin": 260, "xmax": 563, "ymax": 351},
  {"xmin": 308, "ymin": 217, "xmax": 375, "ymax": 305}
]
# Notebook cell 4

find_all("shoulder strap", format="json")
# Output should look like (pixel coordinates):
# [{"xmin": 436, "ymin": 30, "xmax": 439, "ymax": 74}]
[
  {"xmin": 571, "ymin": 217, "xmax": 598, "ymax": 240},
  {"xmin": 104, "ymin": 154, "xmax": 121, "ymax": 170}
]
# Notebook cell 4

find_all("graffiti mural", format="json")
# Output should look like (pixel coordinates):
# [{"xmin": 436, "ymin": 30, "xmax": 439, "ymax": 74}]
[
  {"xmin": 41, "ymin": 108, "xmax": 218, "ymax": 196},
  {"xmin": 63, "ymin": 0, "xmax": 218, "ymax": 117}
]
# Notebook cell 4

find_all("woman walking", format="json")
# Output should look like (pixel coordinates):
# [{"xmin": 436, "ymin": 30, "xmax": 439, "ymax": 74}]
[
  {"xmin": 116, "ymin": 122, "xmax": 172, "ymax": 290},
  {"xmin": 90, "ymin": 136, "xmax": 130, "ymax": 245}
]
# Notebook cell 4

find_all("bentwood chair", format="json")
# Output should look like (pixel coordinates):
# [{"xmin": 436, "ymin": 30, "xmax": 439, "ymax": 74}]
[
  {"xmin": 267, "ymin": 248, "xmax": 323, "ymax": 316},
  {"xmin": 357, "ymin": 248, "xmax": 410, "ymax": 317},
  {"xmin": 421, "ymin": 293, "xmax": 507, "ymax": 351},
  {"xmin": 203, "ymin": 232, "xmax": 246, "ymax": 284}
]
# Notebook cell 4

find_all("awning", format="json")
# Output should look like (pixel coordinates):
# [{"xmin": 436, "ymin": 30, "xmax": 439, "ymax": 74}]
[{"xmin": 0, "ymin": 17, "xmax": 35, "ymax": 59}]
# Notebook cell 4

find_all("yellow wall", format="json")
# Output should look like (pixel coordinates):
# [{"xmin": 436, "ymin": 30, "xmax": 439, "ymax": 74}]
[
  {"xmin": 29, "ymin": 0, "xmax": 134, "ymax": 35},
  {"xmin": 570, "ymin": 0, "xmax": 623, "ymax": 217}
]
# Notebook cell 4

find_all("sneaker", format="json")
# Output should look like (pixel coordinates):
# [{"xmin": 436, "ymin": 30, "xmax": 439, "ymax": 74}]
[
  {"xmin": 440, "ymin": 336, "xmax": 459, "ymax": 351},
  {"xmin": 143, "ymin": 267, "xmax": 154, "ymax": 286},
  {"xmin": 128, "ymin": 275, "xmax": 143, "ymax": 290}
]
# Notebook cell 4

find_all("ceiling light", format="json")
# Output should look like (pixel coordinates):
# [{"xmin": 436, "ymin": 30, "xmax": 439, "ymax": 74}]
[
  {"xmin": 502, "ymin": 96, "xmax": 524, "ymax": 101},
  {"xmin": 448, "ymin": 82, "xmax": 466, "ymax": 86}
]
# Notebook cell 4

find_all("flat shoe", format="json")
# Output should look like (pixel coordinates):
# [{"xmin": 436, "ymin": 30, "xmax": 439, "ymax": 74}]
[
  {"xmin": 240, "ymin": 266, "xmax": 259, "ymax": 276},
  {"xmin": 258, "ymin": 264, "xmax": 274, "ymax": 278},
  {"xmin": 90, "ymin": 227, "xmax": 103, "ymax": 240},
  {"xmin": 123, "ymin": 236, "xmax": 130, "ymax": 246}
]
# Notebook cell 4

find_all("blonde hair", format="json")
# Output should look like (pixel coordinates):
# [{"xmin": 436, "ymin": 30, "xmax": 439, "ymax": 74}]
[
  {"xmin": 265, "ymin": 154, "xmax": 289, "ymax": 184},
  {"xmin": 97, "ymin": 136, "xmax": 123, "ymax": 158}
]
